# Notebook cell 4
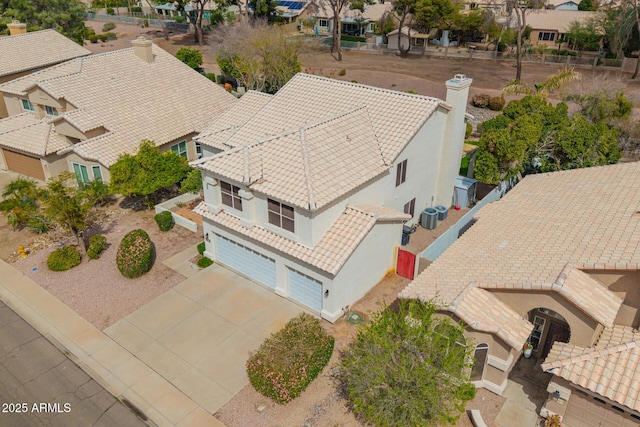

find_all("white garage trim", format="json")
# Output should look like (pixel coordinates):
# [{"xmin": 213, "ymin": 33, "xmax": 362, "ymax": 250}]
[
  {"xmin": 214, "ymin": 234, "xmax": 276, "ymax": 289},
  {"xmin": 287, "ymin": 268, "xmax": 323, "ymax": 312}
]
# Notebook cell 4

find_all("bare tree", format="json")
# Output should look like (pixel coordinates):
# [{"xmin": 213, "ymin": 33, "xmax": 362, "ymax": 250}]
[
  {"xmin": 507, "ymin": 0, "xmax": 527, "ymax": 81},
  {"xmin": 393, "ymin": 0, "xmax": 414, "ymax": 58},
  {"xmin": 143, "ymin": 0, "xmax": 170, "ymax": 40}
]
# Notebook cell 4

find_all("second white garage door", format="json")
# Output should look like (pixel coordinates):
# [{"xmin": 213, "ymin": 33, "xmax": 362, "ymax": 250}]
[
  {"xmin": 287, "ymin": 268, "xmax": 322, "ymax": 312},
  {"xmin": 563, "ymin": 391, "xmax": 640, "ymax": 427},
  {"xmin": 214, "ymin": 234, "xmax": 276, "ymax": 289}
]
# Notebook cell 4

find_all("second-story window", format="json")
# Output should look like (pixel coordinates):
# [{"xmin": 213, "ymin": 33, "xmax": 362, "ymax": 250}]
[
  {"xmin": 21, "ymin": 99, "xmax": 34, "ymax": 111},
  {"xmin": 45, "ymin": 105, "xmax": 58, "ymax": 116},
  {"xmin": 396, "ymin": 159, "xmax": 407, "ymax": 186},
  {"xmin": 268, "ymin": 198, "xmax": 294, "ymax": 233},
  {"xmin": 220, "ymin": 181, "xmax": 243, "ymax": 211}
]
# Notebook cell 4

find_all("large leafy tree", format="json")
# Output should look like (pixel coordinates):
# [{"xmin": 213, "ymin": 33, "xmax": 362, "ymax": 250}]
[
  {"xmin": 0, "ymin": 0, "xmax": 87, "ymax": 44},
  {"xmin": 474, "ymin": 96, "xmax": 621, "ymax": 184},
  {"xmin": 109, "ymin": 140, "xmax": 191, "ymax": 208},
  {"xmin": 175, "ymin": 0, "xmax": 210, "ymax": 45},
  {"xmin": 340, "ymin": 300, "xmax": 476, "ymax": 427},
  {"xmin": 565, "ymin": 19, "xmax": 600, "ymax": 52},
  {"xmin": 215, "ymin": 20, "xmax": 301, "ymax": 93}
]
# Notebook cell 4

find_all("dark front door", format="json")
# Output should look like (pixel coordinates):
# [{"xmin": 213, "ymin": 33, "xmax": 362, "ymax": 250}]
[{"xmin": 542, "ymin": 322, "xmax": 570, "ymax": 360}]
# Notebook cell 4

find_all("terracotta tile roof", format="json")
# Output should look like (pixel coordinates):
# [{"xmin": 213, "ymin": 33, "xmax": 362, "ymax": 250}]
[
  {"xmin": 0, "ymin": 113, "xmax": 69, "ymax": 156},
  {"xmin": 400, "ymin": 162, "xmax": 640, "ymax": 322},
  {"xmin": 0, "ymin": 44, "xmax": 236, "ymax": 166},
  {"xmin": 196, "ymin": 105, "xmax": 390, "ymax": 209},
  {"xmin": 0, "ymin": 29, "xmax": 90, "ymax": 78},
  {"xmin": 194, "ymin": 202, "xmax": 409, "ymax": 275},
  {"xmin": 195, "ymin": 91, "xmax": 273, "ymax": 151},
  {"xmin": 196, "ymin": 73, "xmax": 439, "ymax": 208},
  {"xmin": 448, "ymin": 283, "xmax": 533, "ymax": 350},
  {"xmin": 542, "ymin": 326, "xmax": 640, "ymax": 411}
]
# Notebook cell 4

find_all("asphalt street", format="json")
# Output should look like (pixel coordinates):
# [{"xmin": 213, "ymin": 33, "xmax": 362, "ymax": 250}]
[{"xmin": 0, "ymin": 300, "xmax": 148, "ymax": 427}]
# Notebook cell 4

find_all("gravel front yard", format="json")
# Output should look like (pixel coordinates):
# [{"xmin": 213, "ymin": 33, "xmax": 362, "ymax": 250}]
[{"xmin": 12, "ymin": 207, "xmax": 202, "ymax": 330}]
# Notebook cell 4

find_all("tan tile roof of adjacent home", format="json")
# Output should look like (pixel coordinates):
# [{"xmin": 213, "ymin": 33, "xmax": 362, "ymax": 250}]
[
  {"xmin": 542, "ymin": 325, "xmax": 640, "ymax": 412},
  {"xmin": 195, "ymin": 91, "xmax": 273, "ymax": 151},
  {"xmin": 194, "ymin": 202, "xmax": 409, "ymax": 275},
  {"xmin": 0, "ymin": 43, "xmax": 236, "ymax": 166},
  {"xmin": 0, "ymin": 113, "xmax": 69, "ymax": 156},
  {"xmin": 196, "ymin": 73, "xmax": 440, "ymax": 209},
  {"xmin": 400, "ymin": 162, "xmax": 640, "ymax": 325},
  {"xmin": 520, "ymin": 10, "xmax": 598, "ymax": 33},
  {"xmin": 0, "ymin": 29, "xmax": 91, "ymax": 78}
]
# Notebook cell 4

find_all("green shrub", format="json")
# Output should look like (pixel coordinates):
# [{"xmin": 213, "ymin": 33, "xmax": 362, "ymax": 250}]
[
  {"xmin": 175, "ymin": 47, "xmax": 203, "ymax": 69},
  {"xmin": 47, "ymin": 246, "xmax": 81, "ymax": 271},
  {"xmin": 87, "ymin": 234, "xmax": 107, "ymax": 260},
  {"xmin": 88, "ymin": 34, "xmax": 99, "ymax": 43},
  {"xmin": 98, "ymin": 34, "xmax": 108, "ymax": 42},
  {"xmin": 465, "ymin": 122, "xmax": 473, "ymax": 138},
  {"xmin": 131, "ymin": 5, "xmax": 142, "ymax": 12},
  {"xmin": 472, "ymin": 93, "xmax": 491, "ymax": 108},
  {"xmin": 105, "ymin": 32, "xmax": 117, "ymax": 40},
  {"xmin": 340, "ymin": 35, "xmax": 366, "ymax": 42},
  {"xmin": 197, "ymin": 256, "xmax": 213, "ymax": 268},
  {"xmin": 405, "ymin": 90, "xmax": 417, "ymax": 94},
  {"xmin": 154, "ymin": 211, "xmax": 174, "ymax": 232},
  {"xmin": 205, "ymin": 72, "xmax": 216, "ymax": 82},
  {"xmin": 216, "ymin": 74, "xmax": 224, "ymax": 84},
  {"xmin": 197, "ymin": 241, "xmax": 206, "ymax": 255},
  {"xmin": 488, "ymin": 96, "xmax": 505, "ymax": 111},
  {"xmin": 143, "ymin": 19, "xmax": 149, "ymax": 28},
  {"xmin": 106, "ymin": 7, "xmax": 114, "ymax": 14},
  {"xmin": 246, "ymin": 313, "xmax": 334, "ymax": 403},
  {"xmin": 116, "ymin": 229, "xmax": 153, "ymax": 278},
  {"xmin": 102, "ymin": 21, "xmax": 116, "ymax": 31},
  {"xmin": 83, "ymin": 27, "xmax": 96, "ymax": 39},
  {"xmin": 338, "ymin": 68, "xmax": 346, "ymax": 76}
]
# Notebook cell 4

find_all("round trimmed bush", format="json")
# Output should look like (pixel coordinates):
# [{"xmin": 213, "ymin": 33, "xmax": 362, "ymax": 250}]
[
  {"xmin": 197, "ymin": 256, "xmax": 213, "ymax": 268},
  {"xmin": 116, "ymin": 229, "xmax": 153, "ymax": 278},
  {"xmin": 246, "ymin": 313, "xmax": 334, "ymax": 403},
  {"xmin": 47, "ymin": 246, "xmax": 81, "ymax": 271},
  {"xmin": 154, "ymin": 210, "xmax": 174, "ymax": 232},
  {"xmin": 488, "ymin": 96, "xmax": 505, "ymax": 111},
  {"xmin": 87, "ymin": 234, "xmax": 107, "ymax": 260}
]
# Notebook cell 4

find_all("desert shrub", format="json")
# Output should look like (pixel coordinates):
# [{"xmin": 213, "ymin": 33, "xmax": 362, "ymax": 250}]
[
  {"xmin": 205, "ymin": 72, "xmax": 216, "ymax": 82},
  {"xmin": 47, "ymin": 246, "xmax": 81, "ymax": 271},
  {"xmin": 143, "ymin": 19, "xmax": 149, "ymax": 28},
  {"xmin": 116, "ymin": 229, "xmax": 153, "ymax": 278},
  {"xmin": 131, "ymin": 5, "xmax": 142, "ymax": 12},
  {"xmin": 338, "ymin": 68, "xmax": 346, "ymax": 76},
  {"xmin": 88, "ymin": 34, "xmax": 99, "ymax": 43},
  {"xmin": 106, "ymin": 7, "xmax": 114, "ymax": 14},
  {"xmin": 105, "ymin": 32, "xmax": 117, "ymax": 40},
  {"xmin": 87, "ymin": 234, "xmax": 107, "ymax": 260},
  {"xmin": 488, "ymin": 96, "xmax": 505, "ymax": 111},
  {"xmin": 465, "ymin": 122, "xmax": 473, "ymax": 138},
  {"xmin": 472, "ymin": 93, "xmax": 491, "ymax": 108},
  {"xmin": 83, "ymin": 27, "xmax": 96, "ymax": 39},
  {"xmin": 197, "ymin": 241, "xmax": 206, "ymax": 255},
  {"xmin": 154, "ymin": 210, "xmax": 174, "ymax": 232},
  {"xmin": 98, "ymin": 33, "xmax": 108, "ymax": 42},
  {"xmin": 197, "ymin": 256, "xmax": 213, "ymax": 268},
  {"xmin": 246, "ymin": 313, "xmax": 334, "ymax": 403},
  {"xmin": 102, "ymin": 21, "xmax": 116, "ymax": 31}
]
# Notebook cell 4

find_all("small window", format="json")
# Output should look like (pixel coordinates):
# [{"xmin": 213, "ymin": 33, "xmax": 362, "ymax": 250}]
[
  {"xmin": 195, "ymin": 142, "xmax": 202, "ymax": 157},
  {"xmin": 45, "ymin": 105, "xmax": 58, "ymax": 116},
  {"xmin": 404, "ymin": 198, "xmax": 415, "ymax": 217},
  {"xmin": 471, "ymin": 343, "xmax": 489, "ymax": 381},
  {"xmin": 268, "ymin": 198, "xmax": 295, "ymax": 233},
  {"xmin": 396, "ymin": 159, "xmax": 407, "ymax": 187},
  {"xmin": 220, "ymin": 181, "xmax": 243, "ymax": 211},
  {"xmin": 170, "ymin": 140, "xmax": 188, "ymax": 158},
  {"xmin": 538, "ymin": 32, "xmax": 555, "ymax": 42},
  {"xmin": 72, "ymin": 163, "xmax": 89, "ymax": 184},
  {"xmin": 21, "ymin": 99, "xmax": 34, "ymax": 111},
  {"xmin": 92, "ymin": 165, "xmax": 103, "ymax": 182},
  {"xmin": 319, "ymin": 19, "xmax": 328, "ymax": 27}
]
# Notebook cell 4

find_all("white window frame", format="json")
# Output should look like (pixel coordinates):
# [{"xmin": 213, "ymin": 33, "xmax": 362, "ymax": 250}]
[
  {"xmin": 91, "ymin": 165, "xmax": 103, "ymax": 182},
  {"xmin": 318, "ymin": 19, "xmax": 328, "ymax": 28},
  {"xmin": 45, "ymin": 105, "xmax": 59, "ymax": 116},
  {"xmin": 471, "ymin": 343, "xmax": 489, "ymax": 381},
  {"xmin": 171, "ymin": 140, "xmax": 188, "ymax": 158},
  {"xmin": 21, "ymin": 99, "xmax": 34, "ymax": 112}
]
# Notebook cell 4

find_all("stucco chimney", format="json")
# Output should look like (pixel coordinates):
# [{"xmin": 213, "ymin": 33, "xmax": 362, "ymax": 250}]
[
  {"xmin": 435, "ymin": 74, "xmax": 473, "ymax": 206},
  {"xmin": 131, "ymin": 36, "xmax": 154, "ymax": 63},
  {"xmin": 8, "ymin": 20, "xmax": 27, "ymax": 36}
]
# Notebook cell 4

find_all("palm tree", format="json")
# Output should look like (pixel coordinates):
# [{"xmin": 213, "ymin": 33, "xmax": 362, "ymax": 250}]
[{"xmin": 501, "ymin": 67, "xmax": 579, "ymax": 98}]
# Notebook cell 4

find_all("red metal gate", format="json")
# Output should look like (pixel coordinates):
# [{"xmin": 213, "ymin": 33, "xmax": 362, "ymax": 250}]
[{"xmin": 396, "ymin": 249, "xmax": 416, "ymax": 280}]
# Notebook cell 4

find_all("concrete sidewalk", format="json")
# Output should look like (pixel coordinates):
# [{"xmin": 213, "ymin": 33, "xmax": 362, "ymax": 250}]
[{"xmin": 0, "ymin": 259, "xmax": 224, "ymax": 427}]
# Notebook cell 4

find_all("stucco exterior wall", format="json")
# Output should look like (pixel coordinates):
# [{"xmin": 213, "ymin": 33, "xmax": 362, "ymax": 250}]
[
  {"xmin": 586, "ymin": 270, "xmax": 640, "ymax": 328},
  {"xmin": 490, "ymin": 290, "xmax": 599, "ymax": 348},
  {"xmin": 158, "ymin": 134, "xmax": 198, "ymax": 161},
  {"xmin": 387, "ymin": 33, "xmax": 411, "ymax": 51}
]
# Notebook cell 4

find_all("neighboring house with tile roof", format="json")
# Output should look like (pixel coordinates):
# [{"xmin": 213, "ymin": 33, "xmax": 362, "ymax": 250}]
[
  {"xmin": 192, "ymin": 72, "xmax": 473, "ymax": 322},
  {"xmin": 0, "ymin": 37, "xmax": 236, "ymax": 182},
  {"xmin": 308, "ymin": 0, "xmax": 391, "ymax": 36},
  {"xmin": 0, "ymin": 24, "xmax": 91, "ymax": 118},
  {"xmin": 400, "ymin": 161, "xmax": 640, "ymax": 425},
  {"xmin": 509, "ymin": 9, "xmax": 600, "ymax": 47}
]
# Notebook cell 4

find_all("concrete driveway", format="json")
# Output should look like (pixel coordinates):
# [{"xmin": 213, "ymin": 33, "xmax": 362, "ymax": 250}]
[{"xmin": 104, "ymin": 264, "xmax": 305, "ymax": 413}]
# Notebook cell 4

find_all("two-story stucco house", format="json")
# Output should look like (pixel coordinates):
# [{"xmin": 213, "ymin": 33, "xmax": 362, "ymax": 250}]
[
  {"xmin": 400, "ymin": 162, "xmax": 640, "ymax": 427},
  {"xmin": 192, "ymin": 73, "xmax": 472, "ymax": 322},
  {"xmin": 0, "ymin": 23, "xmax": 91, "ymax": 118},
  {"xmin": 0, "ymin": 37, "xmax": 236, "ymax": 182}
]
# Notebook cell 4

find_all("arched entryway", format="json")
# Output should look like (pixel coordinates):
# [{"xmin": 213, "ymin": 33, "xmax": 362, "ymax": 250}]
[{"xmin": 527, "ymin": 307, "xmax": 571, "ymax": 360}]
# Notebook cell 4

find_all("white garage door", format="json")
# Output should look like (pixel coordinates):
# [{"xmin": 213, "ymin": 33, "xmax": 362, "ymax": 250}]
[
  {"xmin": 214, "ymin": 234, "xmax": 276, "ymax": 289},
  {"xmin": 564, "ymin": 391, "xmax": 640, "ymax": 427},
  {"xmin": 287, "ymin": 268, "xmax": 322, "ymax": 312}
]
